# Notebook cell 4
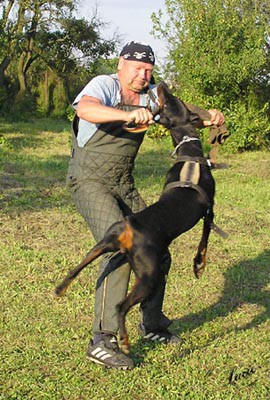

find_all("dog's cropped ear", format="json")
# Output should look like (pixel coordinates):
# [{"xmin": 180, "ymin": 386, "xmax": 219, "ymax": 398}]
[{"xmin": 157, "ymin": 81, "xmax": 172, "ymax": 106}]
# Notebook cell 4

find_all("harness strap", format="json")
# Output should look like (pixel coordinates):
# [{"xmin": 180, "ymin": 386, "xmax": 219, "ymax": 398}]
[
  {"xmin": 163, "ymin": 180, "xmax": 211, "ymax": 207},
  {"xmin": 180, "ymin": 161, "xmax": 200, "ymax": 185},
  {"xmin": 174, "ymin": 155, "xmax": 229, "ymax": 170},
  {"xmin": 210, "ymin": 162, "xmax": 230, "ymax": 170},
  {"xmin": 163, "ymin": 181, "xmax": 228, "ymax": 238},
  {"xmin": 209, "ymin": 222, "xmax": 228, "ymax": 239},
  {"xmin": 175, "ymin": 155, "xmax": 211, "ymax": 167}
]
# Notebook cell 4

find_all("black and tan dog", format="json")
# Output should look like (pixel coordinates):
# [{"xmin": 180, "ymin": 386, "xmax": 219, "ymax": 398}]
[{"xmin": 55, "ymin": 82, "xmax": 226, "ymax": 353}]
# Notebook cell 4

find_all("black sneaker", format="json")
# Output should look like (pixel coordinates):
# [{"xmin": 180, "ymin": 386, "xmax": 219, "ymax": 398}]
[
  {"xmin": 138, "ymin": 323, "xmax": 182, "ymax": 344},
  {"xmin": 87, "ymin": 334, "xmax": 134, "ymax": 370}
]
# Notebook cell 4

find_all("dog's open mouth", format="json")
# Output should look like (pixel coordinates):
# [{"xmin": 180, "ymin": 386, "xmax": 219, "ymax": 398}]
[{"xmin": 158, "ymin": 116, "xmax": 172, "ymax": 129}]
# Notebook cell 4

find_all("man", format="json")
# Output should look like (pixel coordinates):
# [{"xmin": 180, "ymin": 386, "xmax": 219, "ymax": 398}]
[{"xmin": 68, "ymin": 41, "xmax": 224, "ymax": 370}]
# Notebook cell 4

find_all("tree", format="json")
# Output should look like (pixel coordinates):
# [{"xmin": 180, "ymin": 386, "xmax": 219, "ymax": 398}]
[
  {"xmin": 36, "ymin": 15, "xmax": 118, "ymax": 103},
  {"xmin": 0, "ymin": 0, "xmax": 24, "ymax": 85},
  {"xmin": 0, "ymin": 0, "xmax": 118, "ymax": 117},
  {"xmin": 151, "ymin": 0, "xmax": 270, "ymax": 150}
]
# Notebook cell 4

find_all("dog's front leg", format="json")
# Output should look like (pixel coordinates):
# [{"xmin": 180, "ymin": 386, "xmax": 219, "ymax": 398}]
[{"xmin": 193, "ymin": 209, "xmax": 213, "ymax": 278}]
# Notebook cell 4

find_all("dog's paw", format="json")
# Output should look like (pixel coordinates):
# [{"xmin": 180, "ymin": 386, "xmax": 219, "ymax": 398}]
[
  {"xmin": 120, "ymin": 340, "xmax": 130, "ymax": 354},
  {"xmin": 53, "ymin": 285, "xmax": 67, "ymax": 298},
  {"xmin": 193, "ymin": 252, "xmax": 206, "ymax": 279}
]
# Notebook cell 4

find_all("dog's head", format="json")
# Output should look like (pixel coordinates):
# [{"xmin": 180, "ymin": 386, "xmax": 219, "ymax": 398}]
[{"xmin": 157, "ymin": 82, "xmax": 200, "ymax": 129}]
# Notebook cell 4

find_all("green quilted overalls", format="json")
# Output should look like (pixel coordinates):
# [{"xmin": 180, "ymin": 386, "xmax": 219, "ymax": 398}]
[{"xmin": 67, "ymin": 102, "xmax": 171, "ymax": 335}]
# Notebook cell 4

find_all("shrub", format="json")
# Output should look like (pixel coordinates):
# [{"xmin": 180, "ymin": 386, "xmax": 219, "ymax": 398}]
[
  {"xmin": 7, "ymin": 92, "xmax": 37, "ymax": 122},
  {"xmin": 224, "ymin": 102, "xmax": 270, "ymax": 152}
]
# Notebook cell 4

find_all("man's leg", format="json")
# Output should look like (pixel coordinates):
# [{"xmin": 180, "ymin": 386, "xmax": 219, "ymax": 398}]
[
  {"xmin": 71, "ymin": 181, "xmax": 135, "ymax": 369},
  {"xmin": 72, "ymin": 181, "xmax": 131, "ymax": 335}
]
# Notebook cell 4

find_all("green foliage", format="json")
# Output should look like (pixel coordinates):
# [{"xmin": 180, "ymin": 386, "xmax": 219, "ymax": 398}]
[
  {"xmin": 9, "ymin": 92, "xmax": 37, "ymax": 122},
  {"xmin": 0, "ymin": 1, "xmax": 119, "ymax": 119},
  {"xmin": 91, "ymin": 57, "xmax": 119, "ymax": 75},
  {"xmin": 66, "ymin": 104, "xmax": 75, "ymax": 122},
  {"xmin": 0, "ymin": 85, "xmax": 8, "ymax": 114},
  {"xmin": 152, "ymin": 0, "xmax": 270, "ymax": 150},
  {"xmin": 147, "ymin": 123, "xmax": 170, "ymax": 139},
  {"xmin": 51, "ymin": 79, "xmax": 67, "ymax": 118},
  {"xmin": 225, "ymin": 102, "xmax": 270, "ymax": 152}
]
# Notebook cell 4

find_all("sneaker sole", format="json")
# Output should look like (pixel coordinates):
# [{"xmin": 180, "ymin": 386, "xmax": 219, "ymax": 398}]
[{"xmin": 88, "ymin": 355, "xmax": 134, "ymax": 370}]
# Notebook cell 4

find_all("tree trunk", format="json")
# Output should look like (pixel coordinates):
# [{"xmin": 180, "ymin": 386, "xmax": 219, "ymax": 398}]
[
  {"xmin": 44, "ymin": 69, "xmax": 49, "ymax": 113},
  {"xmin": 0, "ymin": 2, "xmax": 27, "ymax": 87},
  {"xmin": 0, "ymin": 56, "xmax": 11, "ymax": 86},
  {"xmin": 17, "ymin": 51, "xmax": 27, "ymax": 95}
]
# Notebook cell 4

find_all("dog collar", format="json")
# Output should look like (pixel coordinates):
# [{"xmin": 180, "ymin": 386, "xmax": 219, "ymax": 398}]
[{"xmin": 171, "ymin": 136, "xmax": 201, "ymax": 157}]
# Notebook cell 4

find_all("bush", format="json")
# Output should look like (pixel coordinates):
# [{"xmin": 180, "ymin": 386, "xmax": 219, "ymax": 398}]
[
  {"xmin": 147, "ymin": 123, "xmax": 169, "ymax": 139},
  {"xmin": 51, "ymin": 80, "xmax": 68, "ymax": 118},
  {"xmin": 224, "ymin": 102, "xmax": 270, "ymax": 152},
  {"xmin": 66, "ymin": 104, "xmax": 75, "ymax": 122},
  {"xmin": 7, "ymin": 92, "xmax": 37, "ymax": 122}
]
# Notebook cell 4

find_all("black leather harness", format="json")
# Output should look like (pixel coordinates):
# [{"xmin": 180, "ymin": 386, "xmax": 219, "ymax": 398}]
[{"xmin": 163, "ymin": 138, "xmax": 228, "ymax": 239}]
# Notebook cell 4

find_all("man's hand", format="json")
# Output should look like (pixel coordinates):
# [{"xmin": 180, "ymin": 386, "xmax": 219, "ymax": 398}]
[
  {"xmin": 203, "ymin": 109, "xmax": 225, "ymax": 127},
  {"xmin": 127, "ymin": 108, "xmax": 154, "ymax": 125}
]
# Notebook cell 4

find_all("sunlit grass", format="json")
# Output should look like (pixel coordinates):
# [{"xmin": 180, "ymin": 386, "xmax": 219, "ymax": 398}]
[{"xmin": 1, "ymin": 119, "xmax": 270, "ymax": 399}]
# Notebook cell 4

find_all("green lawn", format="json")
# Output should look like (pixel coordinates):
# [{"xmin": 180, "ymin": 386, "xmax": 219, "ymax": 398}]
[{"xmin": 1, "ymin": 119, "xmax": 269, "ymax": 399}]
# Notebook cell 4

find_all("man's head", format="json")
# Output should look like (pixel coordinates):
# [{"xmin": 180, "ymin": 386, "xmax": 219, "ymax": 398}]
[{"xmin": 117, "ymin": 41, "xmax": 155, "ymax": 92}]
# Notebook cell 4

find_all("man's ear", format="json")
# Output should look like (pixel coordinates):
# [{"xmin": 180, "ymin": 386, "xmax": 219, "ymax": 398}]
[{"xmin": 118, "ymin": 57, "xmax": 124, "ymax": 70}]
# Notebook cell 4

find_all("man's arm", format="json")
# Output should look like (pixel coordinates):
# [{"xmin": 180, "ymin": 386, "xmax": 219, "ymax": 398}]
[
  {"xmin": 184, "ymin": 102, "xmax": 225, "ymax": 127},
  {"xmin": 77, "ymin": 95, "xmax": 154, "ymax": 125}
]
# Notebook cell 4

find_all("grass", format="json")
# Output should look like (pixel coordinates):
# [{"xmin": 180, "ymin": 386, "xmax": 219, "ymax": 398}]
[{"xmin": 1, "ymin": 118, "xmax": 269, "ymax": 399}]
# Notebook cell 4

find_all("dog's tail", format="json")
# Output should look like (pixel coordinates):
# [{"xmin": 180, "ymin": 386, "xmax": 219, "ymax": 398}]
[{"xmin": 54, "ymin": 220, "xmax": 132, "ymax": 297}]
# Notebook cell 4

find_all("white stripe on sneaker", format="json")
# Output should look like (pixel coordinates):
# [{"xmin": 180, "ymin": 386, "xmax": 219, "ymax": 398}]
[
  {"xmin": 159, "ymin": 337, "xmax": 166, "ymax": 342},
  {"xmin": 151, "ymin": 334, "xmax": 160, "ymax": 341},
  {"xmin": 95, "ymin": 350, "xmax": 108, "ymax": 358},
  {"xmin": 91, "ymin": 347, "xmax": 112, "ymax": 360},
  {"xmin": 144, "ymin": 333, "xmax": 155, "ymax": 339},
  {"xmin": 100, "ymin": 353, "xmax": 112, "ymax": 360},
  {"xmin": 91, "ymin": 347, "xmax": 103, "ymax": 356},
  {"xmin": 144, "ymin": 332, "xmax": 167, "ymax": 342}
]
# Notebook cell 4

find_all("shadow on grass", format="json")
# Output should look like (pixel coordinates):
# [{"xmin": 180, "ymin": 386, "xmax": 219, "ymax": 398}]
[
  {"xmin": 0, "ymin": 118, "xmax": 70, "ymax": 135},
  {"xmin": 1, "ymin": 143, "xmax": 172, "ymax": 212},
  {"xmin": 132, "ymin": 250, "xmax": 270, "ymax": 365},
  {"xmin": 174, "ymin": 249, "xmax": 270, "ymax": 334}
]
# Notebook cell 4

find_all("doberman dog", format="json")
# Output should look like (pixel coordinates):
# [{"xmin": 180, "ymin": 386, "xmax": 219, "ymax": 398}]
[{"xmin": 55, "ymin": 82, "xmax": 226, "ymax": 353}]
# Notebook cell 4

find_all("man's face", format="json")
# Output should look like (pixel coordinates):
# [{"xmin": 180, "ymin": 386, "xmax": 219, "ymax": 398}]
[{"xmin": 118, "ymin": 58, "xmax": 154, "ymax": 92}]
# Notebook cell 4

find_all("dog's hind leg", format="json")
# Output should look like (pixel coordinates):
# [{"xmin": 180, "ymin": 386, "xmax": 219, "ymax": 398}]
[
  {"xmin": 54, "ymin": 221, "xmax": 126, "ymax": 297},
  {"xmin": 116, "ymin": 248, "xmax": 160, "ymax": 353},
  {"xmin": 116, "ymin": 275, "xmax": 155, "ymax": 354},
  {"xmin": 54, "ymin": 244, "xmax": 110, "ymax": 297},
  {"xmin": 193, "ymin": 210, "xmax": 213, "ymax": 278}
]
